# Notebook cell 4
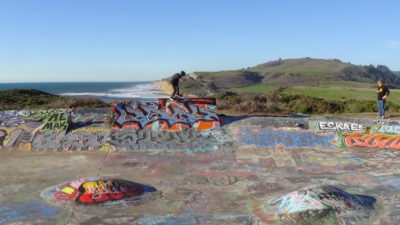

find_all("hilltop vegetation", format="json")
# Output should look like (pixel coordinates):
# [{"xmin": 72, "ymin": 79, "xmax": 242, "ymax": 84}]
[
  {"xmin": 180, "ymin": 58, "xmax": 400, "ymax": 96},
  {"xmin": 215, "ymin": 90, "xmax": 400, "ymax": 115},
  {"xmin": 175, "ymin": 57, "xmax": 400, "ymax": 114},
  {"xmin": 0, "ymin": 89, "xmax": 107, "ymax": 110}
]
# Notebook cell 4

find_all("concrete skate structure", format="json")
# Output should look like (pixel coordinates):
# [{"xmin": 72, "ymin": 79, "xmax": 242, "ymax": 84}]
[{"xmin": 1, "ymin": 99, "xmax": 400, "ymax": 224}]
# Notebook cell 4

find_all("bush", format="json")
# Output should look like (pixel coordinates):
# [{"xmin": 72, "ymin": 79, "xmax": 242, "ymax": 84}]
[
  {"xmin": 0, "ymin": 89, "xmax": 108, "ymax": 110},
  {"xmin": 214, "ymin": 91, "xmax": 400, "ymax": 115}
]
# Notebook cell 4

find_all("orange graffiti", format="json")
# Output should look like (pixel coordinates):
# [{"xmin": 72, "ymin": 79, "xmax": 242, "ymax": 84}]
[
  {"xmin": 195, "ymin": 121, "xmax": 216, "ymax": 131},
  {"xmin": 343, "ymin": 133, "xmax": 400, "ymax": 150}
]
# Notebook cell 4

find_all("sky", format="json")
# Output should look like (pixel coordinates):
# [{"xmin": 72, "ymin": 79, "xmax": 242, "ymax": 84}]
[{"xmin": 0, "ymin": 0, "xmax": 399, "ymax": 82}]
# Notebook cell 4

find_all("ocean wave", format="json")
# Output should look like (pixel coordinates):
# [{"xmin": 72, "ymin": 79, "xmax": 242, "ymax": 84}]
[
  {"xmin": 60, "ymin": 92, "xmax": 141, "ymax": 98},
  {"xmin": 60, "ymin": 83, "xmax": 167, "ymax": 99}
]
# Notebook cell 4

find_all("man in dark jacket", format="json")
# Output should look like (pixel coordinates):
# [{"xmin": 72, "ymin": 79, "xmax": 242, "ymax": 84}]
[
  {"xmin": 169, "ymin": 71, "xmax": 186, "ymax": 99},
  {"xmin": 377, "ymin": 80, "xmax": 390, "ymax": 119}
]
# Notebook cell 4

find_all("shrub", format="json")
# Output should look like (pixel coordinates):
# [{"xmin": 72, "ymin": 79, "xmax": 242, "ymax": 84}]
[
  {"xmin": 215, "ymin": 91, "xmax": 400, "ymax": 115},
  {"xmin": 0, "ymin": 89, "xmax": 108, "ymax": 110}
]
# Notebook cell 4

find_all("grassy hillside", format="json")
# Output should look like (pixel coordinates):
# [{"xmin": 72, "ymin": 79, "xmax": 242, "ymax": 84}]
[
  {"xmin": 250, "ymin": 58, "xmax": 350, "ymax": 76},
  {"xmin": 230, "ymin": 84, "xmax": 400, "ymax": 101},
  {"xmin": 214, "ymin": 91, "xmax": 400, "ymax": 115},
  {"xmin": 0, "ymin": 89, "xmax": 107, "ymax": 110},
  {"xmin": 177, "ymin": 58, "xmax": 400, "ymax": 97},
  {"xmin": 173, "ymin": 57, "xmax": 400, "ymax": 114},
  {"xmin": 180, "ymin": 58, "xmax": 400, "ymax": 96}
]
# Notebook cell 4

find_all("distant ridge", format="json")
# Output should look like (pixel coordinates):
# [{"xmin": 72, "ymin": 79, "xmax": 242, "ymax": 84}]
[{"xmin": 177, "ymin": 58, "xmax": 400, "ymax": 96}]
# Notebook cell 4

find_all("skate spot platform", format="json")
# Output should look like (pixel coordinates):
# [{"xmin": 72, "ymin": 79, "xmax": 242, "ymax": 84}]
[
  {"xmin": 2, "ymin": 107, "xmax": 400, "ymax": 152},
  {"xmin": 111, "ymin": 98, "xmax": 220, "ymax": 131},
  {"xmin": 2, "ymin": 108, "xmax": 400, "ymax": 224}
]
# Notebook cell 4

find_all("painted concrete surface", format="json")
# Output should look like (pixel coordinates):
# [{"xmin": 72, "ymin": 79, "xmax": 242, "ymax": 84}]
[
  {"xmin": 2, "ymin": 104, "xmax": 400, "ymax": 224},
  {"xmin": 1, "ymin": 133, "xmax": 400, "ymax": 224}
]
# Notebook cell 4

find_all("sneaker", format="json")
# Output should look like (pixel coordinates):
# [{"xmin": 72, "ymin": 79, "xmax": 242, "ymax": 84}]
[{"xmin": 381, "ymin": 116, "xmax": 385, "ymax": 119}]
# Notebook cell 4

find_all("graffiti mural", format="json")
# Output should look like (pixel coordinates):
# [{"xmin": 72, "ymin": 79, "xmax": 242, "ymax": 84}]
[
  {"xmin": 61, "ymin": 128, "xmax": 110, "ymax": 151},
  {"xmin": 41, "ymin": 176, "xmax": 160, "ymax": 206},
  {"xmin": 249, "ymin": 186, "xmax": 376, "ymax": 225},
  {"xmin": 0, "ymin": 109, "xmax": 69, "ymax": 149},
  {"xmin": 32, "ymin": 127, "xmax": 110, "ymax": 151},
  {"xmin": 0, "ymin": 110, "xmax": 36, "ymax": 127},
  {"xmin": 110, "ymin": 127, "xmax": 232, "ymax": 152},
  {"xmin": 40, "ymin": 111, "xmax": 68, "ymax": 131},
  {"xmin": 111, "ymin": 98, "xmax": 219, "ymax": 131},
  {"xmin": 342, "ymin": 132, "xmax": 400, "ymax": 150},
  {"xmin": 377, "ymin": 125, "xmax": 400, "ymax": 134},
  {"xmin": 235, "ymin": 126, "xmax": 337, "ymax": 149},
  {"xmin": 0, "ymin": 200, "xmax": 59, "ymax": 224},
  {"xmin": 0, "ymin": 109, "xmax": 68, "ymax": 128},
  {"xmin": 317, "ymin": 121, "xmax": 364, "ymax": 132},
  {"xmin": 0, "ymin": 124, "xmax": 39, "ymax": 150}
]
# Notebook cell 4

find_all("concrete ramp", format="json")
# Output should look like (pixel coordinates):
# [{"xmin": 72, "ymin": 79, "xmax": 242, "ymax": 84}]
[
  {"xmin": 4, "ymin": 110, "xmax": 400, "ymax": 224},
  {"xmin": 111, "ymin": 98, "xmax": 220, "ymax": 131}
]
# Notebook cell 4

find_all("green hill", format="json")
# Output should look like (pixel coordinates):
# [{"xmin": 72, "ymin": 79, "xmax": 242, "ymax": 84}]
[
  {"xmin": 0, "ymin": 89, "xmax": 107, "ymax": 110},
  {"xmin": 180, "ymin": 58, "xmax": 400, "ymax": 97}
]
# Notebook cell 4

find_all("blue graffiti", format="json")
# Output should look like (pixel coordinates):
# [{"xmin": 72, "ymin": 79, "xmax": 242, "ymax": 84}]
[
  {"xmin": 0, "ymin": 200, "xmax": 59, "ymax": 224},
  {"xmin": 236, "ymin": 127, "xmax": 336, "ymax": 148},
  {"xmin": 324, "ymin": 186, "xmax": 376, "ymax": 207},
  {"xmin": 113, "ymin": 101, "xmax": 219, "ymax": 128},
  {"xmin": 378, "ymin": 126, "xmax": 400, "ymax": 134}
]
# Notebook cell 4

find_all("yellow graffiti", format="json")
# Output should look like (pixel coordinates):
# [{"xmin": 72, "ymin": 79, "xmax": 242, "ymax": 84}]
[
  {"xmin": 82, "ymin": 180, "xmax": 114, "ymax": 194},
  {"xmin": 61, "ymin": 186, "xmax": 75, "ymax": 195},
  {"xmin": 99, "ymin": 143, "xmax": 115, "ymax": 152},
  {"xmin": 71, "ymin": 127, "xmax": 110, "ymax": 133}
]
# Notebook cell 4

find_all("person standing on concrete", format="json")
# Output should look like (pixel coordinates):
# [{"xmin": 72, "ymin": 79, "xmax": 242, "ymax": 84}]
[
  {"xmin": 377, "ymin": 80, "xmax": 390, "ymax": 119},
  {"xmin": 169, "ymin": 71, "xmax": 186, "ymax": 100}
]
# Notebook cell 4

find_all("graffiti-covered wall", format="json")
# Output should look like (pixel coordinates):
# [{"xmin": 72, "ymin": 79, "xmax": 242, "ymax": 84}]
[
  {"xmin": 0, "ymin": 99, "xmax": 230, "ymax": 152},
  {"xmin": 3, "ymin": 104, "xmax": 400, "ymax": 152},
  {"xmin": 111, "ymin": 98, "xmax": 220, "ymax": 131},
  {"xmin": 309, "ymin": 118, "xmax": 400, "ymax": 150},
  {"xmin": 0, "ymin": 109, "xmax": 69, "ymax": 150}
]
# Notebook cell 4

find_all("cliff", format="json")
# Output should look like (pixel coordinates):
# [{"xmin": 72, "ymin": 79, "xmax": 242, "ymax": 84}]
[
  {"xmin": 154, "ymin": 79, "xmax": 174, "ymax": 96},
  {"xmin": 154, "ymin": 73, "xmax": 218, "ymax": 97}
]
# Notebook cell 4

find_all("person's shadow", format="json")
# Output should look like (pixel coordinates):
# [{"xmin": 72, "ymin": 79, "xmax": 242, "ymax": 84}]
[
  {"xmin": 67, "ymin": 120, "xmax": 104, "ymax": 133},
  {"xmin": 219, "ymin": 115, "xmax": 250, "ymax": 126},
  {"xmin": 219, "ymin": 114, "xmax": 310, "ymax": 127}
]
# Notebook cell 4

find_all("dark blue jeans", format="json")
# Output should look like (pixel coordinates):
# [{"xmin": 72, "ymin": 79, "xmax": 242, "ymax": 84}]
[
  {"xmin": 377, "ymin": 100, "xmax": 385, "ymax": 117},
  {"xmin": 171, "ymin": 84, "xmax": 180, "ymax": 98}
]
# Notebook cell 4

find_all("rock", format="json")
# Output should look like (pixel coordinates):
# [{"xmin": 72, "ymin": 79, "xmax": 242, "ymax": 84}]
[
  {"xmin": 250, "ymin": 186, "xmax": 376, "ymax": 225},
  {"xmin": 41, "ymin": 176, "xmax": 160, "ymax": 207}
]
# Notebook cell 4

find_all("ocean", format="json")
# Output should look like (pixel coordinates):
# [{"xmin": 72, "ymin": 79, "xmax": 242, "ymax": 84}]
[{"xmin": 0, "ymin": 81, "xmax": 168, "ymax": 102}]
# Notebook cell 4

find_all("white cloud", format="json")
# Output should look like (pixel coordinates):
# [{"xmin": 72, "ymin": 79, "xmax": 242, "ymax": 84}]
[{"xmin": 386, "ymin": 40, "xmax": 400, "ymax": 49}]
